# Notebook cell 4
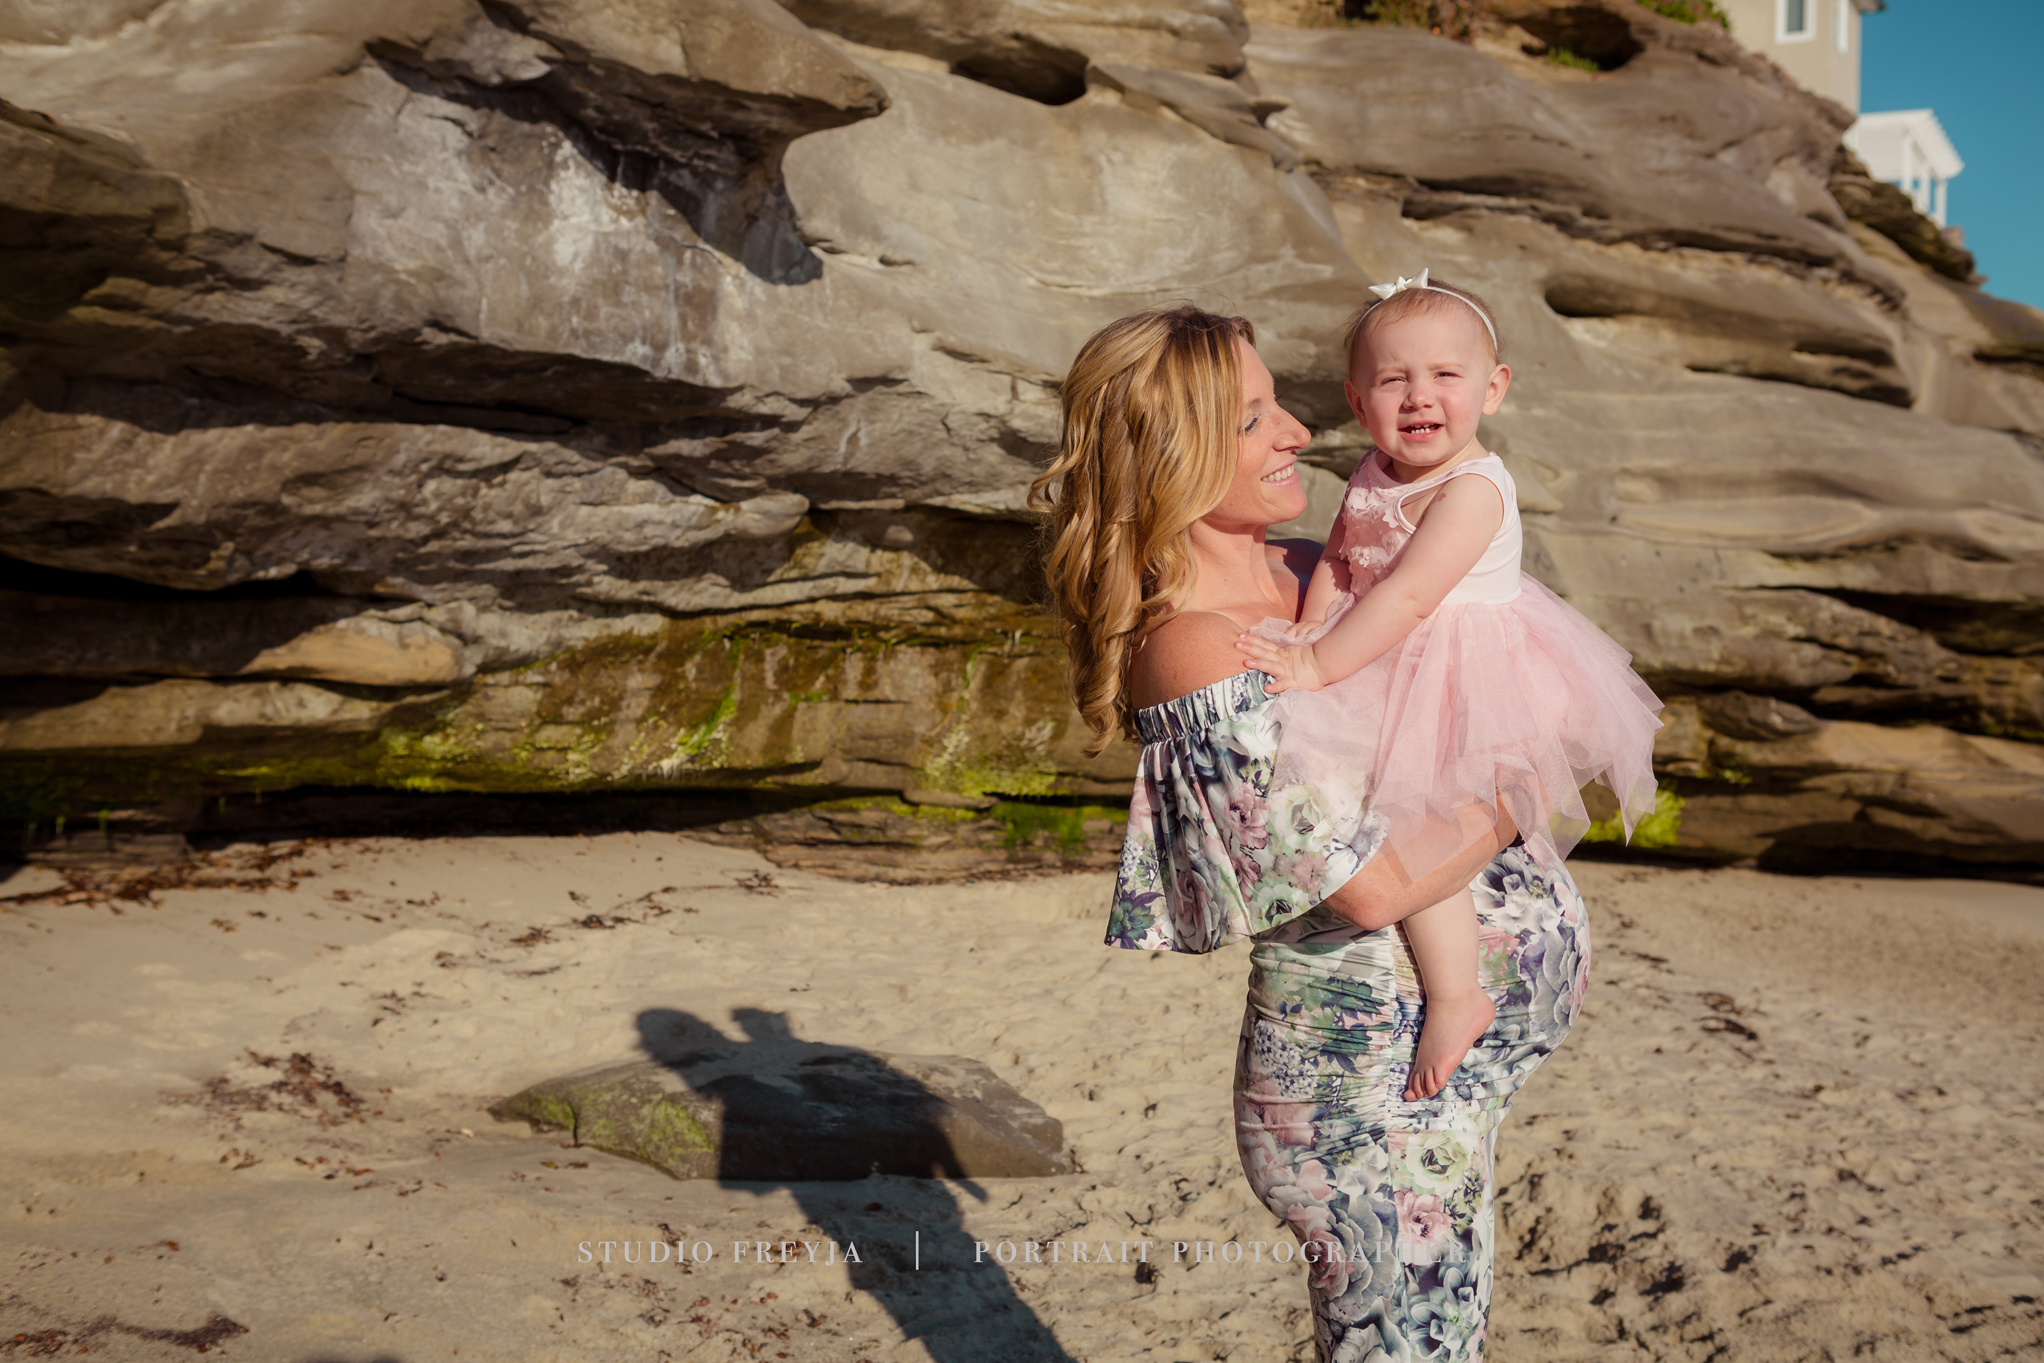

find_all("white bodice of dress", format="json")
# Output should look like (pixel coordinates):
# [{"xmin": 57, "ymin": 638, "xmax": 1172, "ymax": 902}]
[{"xmin": 1339, "ymin": 451, "xmax": 1522, "ymax": 605}]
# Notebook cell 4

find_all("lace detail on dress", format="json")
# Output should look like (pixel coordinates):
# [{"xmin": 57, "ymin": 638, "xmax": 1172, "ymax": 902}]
[{"xmin": 1341, "ymin": 482, "xmax": 1407, "ymax": 580}]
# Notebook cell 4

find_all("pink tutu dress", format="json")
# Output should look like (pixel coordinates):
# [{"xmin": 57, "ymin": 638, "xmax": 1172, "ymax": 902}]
[{"xmin": 1262, "ymin": 451, "xmax": 1663, "ymax": 879}]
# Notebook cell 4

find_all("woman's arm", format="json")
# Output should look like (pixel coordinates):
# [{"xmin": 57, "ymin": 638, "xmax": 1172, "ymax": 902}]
[{"xmin": 1236, "ymin": 473, "xmax": 1503, "ymax": 692}]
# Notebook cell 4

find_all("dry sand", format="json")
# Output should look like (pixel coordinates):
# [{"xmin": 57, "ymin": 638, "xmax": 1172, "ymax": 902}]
[{"xmin": 0, "ymin": 836, "xmax": 2039, "ymax": 1362}]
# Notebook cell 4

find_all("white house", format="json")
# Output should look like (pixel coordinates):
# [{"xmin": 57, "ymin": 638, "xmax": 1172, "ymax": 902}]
[
  {"xmin": 1843, "ymin": 110, "xmax": 1965, "ymax": 226},
  {"xmin": 1717, "ymin": 0, "xmax": 1886, "ymax": 112},
  {"xmin": 1718, "ymin": 0, "xmax": 1964, "ymax": 228}
]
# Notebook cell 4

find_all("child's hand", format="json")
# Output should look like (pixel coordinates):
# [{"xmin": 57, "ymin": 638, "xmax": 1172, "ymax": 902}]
[{"xmin": 1235, "ymin": 632, "xmax": 1330, "ymax": 694}]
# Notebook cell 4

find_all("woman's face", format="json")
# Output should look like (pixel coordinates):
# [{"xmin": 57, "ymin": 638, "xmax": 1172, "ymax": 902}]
[{"xmin": 1202, "ymin": 337, "xmax": 1311, "ymax": 532}]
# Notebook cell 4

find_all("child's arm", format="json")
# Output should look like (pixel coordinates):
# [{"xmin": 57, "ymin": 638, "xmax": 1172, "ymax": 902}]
[{"xmin": 1237, "ymin": 474, "xmax": 1505, "ymax": 692}]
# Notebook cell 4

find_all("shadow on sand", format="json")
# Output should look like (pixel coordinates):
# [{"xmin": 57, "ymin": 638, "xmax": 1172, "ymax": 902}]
[{"xmin": 635, "ymin": 1006, "xmax": 1077, "ymax": 1363}]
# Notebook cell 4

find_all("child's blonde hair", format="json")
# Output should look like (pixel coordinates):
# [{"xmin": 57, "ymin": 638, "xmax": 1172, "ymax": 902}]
[{"xmin": 1343, "ymin": 277, "xmax": 1503, "ymax": 374}]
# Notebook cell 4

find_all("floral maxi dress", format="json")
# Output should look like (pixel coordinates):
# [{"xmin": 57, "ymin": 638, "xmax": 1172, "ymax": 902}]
[{"xmin": 1109, "ymin": 672, "xmax": 1592, "ymax": 1362}]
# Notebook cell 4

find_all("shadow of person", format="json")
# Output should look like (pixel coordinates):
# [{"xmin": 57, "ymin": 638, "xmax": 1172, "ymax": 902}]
[{"xmin": 635, "ymin": 1007, "xmax": 1076, "ymax": 1363}]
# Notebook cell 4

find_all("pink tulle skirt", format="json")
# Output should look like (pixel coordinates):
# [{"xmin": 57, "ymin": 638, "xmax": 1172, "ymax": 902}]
[{"xmin": 1262, "ymin": 575, "xmax": 1663, "ymax": 882}]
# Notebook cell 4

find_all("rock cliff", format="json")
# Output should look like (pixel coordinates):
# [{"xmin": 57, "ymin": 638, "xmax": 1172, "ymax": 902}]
[{"xmin": 3, "ymin": 0, "xmax": 2041, "ymax": 871}]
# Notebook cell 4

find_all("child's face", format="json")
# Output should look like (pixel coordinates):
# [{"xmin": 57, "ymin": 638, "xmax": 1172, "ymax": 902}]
[{"xmin": 1344, "ymin": 307, "xmax": 1510, "ymax": 477}]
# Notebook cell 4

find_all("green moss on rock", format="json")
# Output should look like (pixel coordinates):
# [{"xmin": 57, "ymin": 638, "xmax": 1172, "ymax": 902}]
[
  {"xmin": 1636, "ymin": 0, "xmax": 1730, "ymax": 27},
  {"xmin": 0, "ymin": 609, "xmax": 1135, "ymax": 822},
  {"xmin": 993, "ymin": 801, "xmax": 1125, "ymax": 852},
  {"xmin": 491, "ymin": 1066, "xmax": 718, "ymax": 1180}
]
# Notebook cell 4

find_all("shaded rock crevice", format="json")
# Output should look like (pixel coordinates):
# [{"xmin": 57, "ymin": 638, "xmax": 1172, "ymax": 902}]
[
  {"xmin": 1829, "ymin": 147, "xmax": 1977, "ymax": 285},
  {"xmin": 778, "ymin": 0, "xmax": 1251, "ymax": 105},
  {"xmin": 0, "ymin": 100, "xmax": 193, "ymax": 318},
  {"xmin": 369, "ymin": 38, "xmax": 831, "ymax": 286},
  {"xmin": 1815, "ymin": 589, "xmax": 2044, "ymax": 659}
]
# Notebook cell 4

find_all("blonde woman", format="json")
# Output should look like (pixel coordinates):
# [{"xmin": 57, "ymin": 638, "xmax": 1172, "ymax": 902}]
[{"xmin": 1033, "ymin": 306, "xmax": 1591, "ymax": 1361}]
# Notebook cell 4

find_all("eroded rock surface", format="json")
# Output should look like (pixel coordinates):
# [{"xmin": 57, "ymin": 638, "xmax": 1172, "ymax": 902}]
[
  {"xmin": 695, "ymin": 795, "xmax": 1128, "ymax": 880},
  {"xmin": 3, "ymin": 0, "xmax": 2043, "ymax": 871}
]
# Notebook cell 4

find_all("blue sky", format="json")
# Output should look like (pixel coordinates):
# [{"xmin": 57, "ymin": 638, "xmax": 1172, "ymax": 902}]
[{"xmin": 1861, "ymin": 0, "xmax": 2044, "ymax": 310}]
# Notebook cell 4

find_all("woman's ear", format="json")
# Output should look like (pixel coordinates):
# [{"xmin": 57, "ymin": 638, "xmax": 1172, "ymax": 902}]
[{"xmin": 1482, "ymin": 364, "xmax": 1512, "ymax": 416}]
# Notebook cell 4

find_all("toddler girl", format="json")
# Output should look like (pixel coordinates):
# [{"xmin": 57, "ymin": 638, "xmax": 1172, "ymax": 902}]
[{"xmin": 1236, "ymin": 270, "xmax": 1662, "ymax": 1101}]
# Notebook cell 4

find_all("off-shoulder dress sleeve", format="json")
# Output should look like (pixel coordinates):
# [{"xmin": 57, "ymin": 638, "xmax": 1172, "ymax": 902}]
[{"xmin": 1107, "ymin": 671, "xmax": 1386, "ymax": 953}]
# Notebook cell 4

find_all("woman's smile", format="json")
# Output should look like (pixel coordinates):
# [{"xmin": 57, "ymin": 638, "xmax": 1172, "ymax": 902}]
[{"xmin": 1213, "ymin": 337, "xmax": 1311, "ymax": 526}]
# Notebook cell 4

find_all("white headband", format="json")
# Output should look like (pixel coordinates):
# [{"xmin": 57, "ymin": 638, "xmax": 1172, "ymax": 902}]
[{"xmin": 1364, "ymin": 268, "xmax": 1497, "ymax": 350}]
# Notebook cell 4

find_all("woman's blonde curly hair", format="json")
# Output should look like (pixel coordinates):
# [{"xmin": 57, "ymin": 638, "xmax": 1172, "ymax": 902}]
[{"xmin": 1029, "ymin": 306, "xmax": 1254, "ymax": 755}]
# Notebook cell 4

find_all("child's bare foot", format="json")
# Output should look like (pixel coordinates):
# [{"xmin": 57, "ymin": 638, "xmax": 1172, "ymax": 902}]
[{"xmin": 1403, "ymin": 990, "xmax": 1496, "ymax": 1101}]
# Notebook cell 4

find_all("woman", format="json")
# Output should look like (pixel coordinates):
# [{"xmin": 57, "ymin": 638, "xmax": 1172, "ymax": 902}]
[{"xmin": 1031, "ymin": 307, "xmax": 1589, "ymax": 1361}]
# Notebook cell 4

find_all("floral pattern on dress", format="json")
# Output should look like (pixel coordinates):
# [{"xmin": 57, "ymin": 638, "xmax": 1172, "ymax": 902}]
[
  {"xmin": 1237, "ymin": 846, "xmax": 1589, "ymax": 1361},
  {"xmin": 1107, "ymin": 672, "xmax": 1386, "ymax": 953},
  {"xmin": 1109, "ymin": 675, "xmax": 1590, "ymax": 1361}
]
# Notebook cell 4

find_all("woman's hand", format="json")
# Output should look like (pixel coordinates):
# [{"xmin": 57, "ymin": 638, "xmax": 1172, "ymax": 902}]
[{"xmin": 1235, "ymin": 632, "xmax": 1330, "ymax": 693}]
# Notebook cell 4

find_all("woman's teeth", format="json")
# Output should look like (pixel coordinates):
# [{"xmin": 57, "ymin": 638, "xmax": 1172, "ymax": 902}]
[{"xmin": 1260, "ymin": 463, "xmax": 1296, "ymax": 483}]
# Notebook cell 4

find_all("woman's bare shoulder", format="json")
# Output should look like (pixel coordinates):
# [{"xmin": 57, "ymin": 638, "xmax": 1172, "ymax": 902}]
[{"xmin": 1130, "ymin": 611, "xmax": 1258, "ymax": 711}]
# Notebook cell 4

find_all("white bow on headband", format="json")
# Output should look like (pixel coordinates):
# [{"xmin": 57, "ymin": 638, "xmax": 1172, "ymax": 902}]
[
  {"xmin": 1363, "ymin": 267, "xmax": 1498, "ymax": 349},
  {"xmin": 1369, "ymin": 268, "xmax": 1432, "ymax": 300}
]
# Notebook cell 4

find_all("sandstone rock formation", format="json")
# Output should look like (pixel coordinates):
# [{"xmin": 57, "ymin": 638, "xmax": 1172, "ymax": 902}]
[{"xmin": 3, "ymin": 0, "xmax": 2041, "ymax": 872}]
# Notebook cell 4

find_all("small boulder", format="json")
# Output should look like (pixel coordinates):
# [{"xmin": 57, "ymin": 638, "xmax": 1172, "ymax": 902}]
[{"xmin": 490, "ymin": 1050, "xmax": 1070, "ymax": 1180}]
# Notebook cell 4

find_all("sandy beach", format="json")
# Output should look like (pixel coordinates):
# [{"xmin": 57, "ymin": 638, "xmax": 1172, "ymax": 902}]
[{"xmin": 2, "ymin": 836, "xmax": 2040, "ymax": 1362}]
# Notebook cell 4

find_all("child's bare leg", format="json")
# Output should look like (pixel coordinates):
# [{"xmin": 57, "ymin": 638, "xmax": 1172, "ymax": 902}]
[{"xmin": 1401, "ymin": 887, "xmax": 1495, "ymax": 1101}]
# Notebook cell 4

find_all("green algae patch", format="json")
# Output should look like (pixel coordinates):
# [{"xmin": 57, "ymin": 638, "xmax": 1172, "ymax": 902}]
[
  {"xmin": 507, "ymin": 1091, "xmax": 578, "ymax": 1136},
  {"xmin": 1544, "ymin": 46, "xmax": 1598, "ymax": 71},
  {"xmin": 1581, "ymin": 785, "xmax": 1685, "ymax": 849},
  {"xmin": 913, "ymin": 639, "xmax": 1080, "ymax": 799},
  {"xmin": 937, "ymin": 758, "xmax": 1060, "ymax": 800},
  {"xmin": 635, "ymin": 1098, "xmax": 717, "ymax": 1166},
  {"xmin": 664, "ymin": 677, "xmax": 738, "ymax": 768},
  {"xmin": 1, "ymin": 762, "xmax": 83, "ymax": 827},
  {"xmin": 490, "ymin": 1065, "xmax": 718, "ymax": 1181},
  {"xmin": 811, "ymin": 796, "xmax": 984, "ymax": 824},
  {"xmin": 993, "ymin": 801, "xmax": 1126, "ymax": 852}
]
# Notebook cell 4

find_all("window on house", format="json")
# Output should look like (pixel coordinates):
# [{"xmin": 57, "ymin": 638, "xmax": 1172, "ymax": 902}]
[
  {"xmin": 1781, "ymin": 0, "xmax": 1810, "ymax": 40},
  {"xmin": 1835, "ymin": 0, "xmax": 1850, "ymax": 52}
]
